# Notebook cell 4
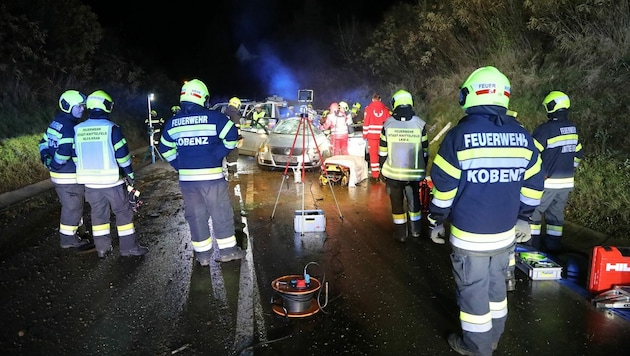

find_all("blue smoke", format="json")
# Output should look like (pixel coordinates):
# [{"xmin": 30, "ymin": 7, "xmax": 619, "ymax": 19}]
[{"xmin": 253, "ymin": 44, "xmax": 299, "ymax": 101}]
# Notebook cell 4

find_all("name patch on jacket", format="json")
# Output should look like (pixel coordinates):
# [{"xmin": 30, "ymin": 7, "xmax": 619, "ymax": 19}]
[
  {"xmin": 386, "ymin": 128, "xmax": 421, "ymax": 143},
  {"xmin": 76, "ymin": 127, "xmax": 108, "ymax": 141},
  {"xmin": 464, "ymin": 132, "xmax": 527, "ymax": 147},
  {"xmin": 171, "ymin": 115, "xmax": 208, "ymax": 126}
]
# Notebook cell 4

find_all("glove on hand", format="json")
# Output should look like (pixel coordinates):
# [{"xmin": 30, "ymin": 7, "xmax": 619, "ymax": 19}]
[
  {"xmin": 41, "ymin": 154, "xmax": 53, "ymax": 170},
  {"xmin": 429, "ymin": 224, "xmax": 446, "ymax": 244},
  {"xmin": 515, "ymin": 219, "xmax": 531, "ymax": 243}
]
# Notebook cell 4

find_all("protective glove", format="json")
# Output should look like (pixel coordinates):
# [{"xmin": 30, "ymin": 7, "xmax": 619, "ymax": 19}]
[
  {"xmin": 429, "ymin": 223, "xmax": 446, "ymax": 244},
  {"xmin": 515, "ymin": 219, "xmax": 531, "ymax": 243},
  {"xmin": 41, "ymin": 154, "xmax": 53, "ymax": 170}
]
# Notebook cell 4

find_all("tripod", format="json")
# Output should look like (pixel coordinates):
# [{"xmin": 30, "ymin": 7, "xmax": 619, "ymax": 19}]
[
  {"xmin": 143, "ymin": 125, "xmax": 164, "ymax": 163},
  {"xmin": 271, "ymin": 113, "xmax": 343, "ymax": 229}
]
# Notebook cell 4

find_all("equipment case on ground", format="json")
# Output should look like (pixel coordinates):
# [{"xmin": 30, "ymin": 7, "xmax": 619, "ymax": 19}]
[
  {"xmin": 294, "ymin": 210, "xmax": 326, "ymax": 233},
  {"xmin": 516, "ymin": 251, "xmax": 563, "ymax": 280},
  {"xmin": 588, "ymin": 246, "xmax": 630, "ymax": 294}
]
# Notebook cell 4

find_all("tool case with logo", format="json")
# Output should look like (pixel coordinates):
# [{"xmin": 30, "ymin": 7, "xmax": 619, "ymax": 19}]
[
  {"xmin": 516, "ymin": 251, "xmax": 563, "ymax": 280},
  {"xmin": 588, "ymin": 246, "xmax": 630, "ymax": 294}
]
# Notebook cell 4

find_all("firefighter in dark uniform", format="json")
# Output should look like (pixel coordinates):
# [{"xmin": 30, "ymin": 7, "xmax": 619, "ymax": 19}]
[
  {"xmin": 224, "ymin": 97, "xmax": 242, "ymax": 181},
  {"xmin": 74, "ymin": 90, "xmax": 148, "ymax": 258},
  {"xmin": 378, "ymin": 90, "xmax": 430, "ymax": 243},
  {"xmin": 428, "ymin": 66, "xmax": 544, "ymax": 355},
  {"xmin": 530, "ymin": 91, "xmax": 583, "ymax": 252},
  {"xmin": 145, "ymin": 110, "xmax": 165, "ymax": 145},
  {"xmin": 159, "ymin": 79, "xmax": 244, "ymax": 265},
  {"xmin": 38, "ymin": 90, "xmax": 91, "ymax": 249}
]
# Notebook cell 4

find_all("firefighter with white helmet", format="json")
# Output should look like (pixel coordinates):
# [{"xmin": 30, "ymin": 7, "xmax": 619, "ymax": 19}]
[
  {"xmin": 378, "ymin": 89, "xmax": 429, "ymax": 243},
  {"xmin": 73, "ymin": 90, "xmax": 148, "ymax": 258},
  {"xmin": 38, "ymin": 90, "xmax": 92, "ymax": 250},
  {"xmin": 427, "ymin": 66, "xmax": 544, "ymax": 355},
  {"xmin": 159, "ymin": 79, "xmax": 244, "ymax": 265}
]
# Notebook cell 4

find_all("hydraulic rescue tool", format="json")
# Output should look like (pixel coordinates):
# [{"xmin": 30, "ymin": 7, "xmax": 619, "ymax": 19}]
[{"xmin": 592, "ymin": 285, "xmax": 630, "ymax": 309}]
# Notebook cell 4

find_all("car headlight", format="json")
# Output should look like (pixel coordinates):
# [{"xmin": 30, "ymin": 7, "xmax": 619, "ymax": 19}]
[{"xmin": 259, "ymin": 143, "xmax": 269, "ymax": 154}]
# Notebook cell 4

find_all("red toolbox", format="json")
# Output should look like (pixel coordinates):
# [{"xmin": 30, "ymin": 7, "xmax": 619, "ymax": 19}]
[{"xmin": 588, "ymin": 246, "xmax": 630, "ymax": 294}]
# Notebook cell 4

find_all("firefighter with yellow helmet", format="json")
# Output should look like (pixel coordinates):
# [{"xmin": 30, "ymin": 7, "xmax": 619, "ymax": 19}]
[
  {"xmin": 224, "ymin": 97, "xmax": 242, "ymax": 181},
  {"xmin": 378, "ymin": 89, "xmax": 429, "ymax": 243},
  {"xmin": 427, "ymin": 66, "xmax": 544, "ymax": 355},
  {"xmin": 529, "ymin": 91, "xmax": 583, "ymax": 252},
  {"xmin": 38, "ymin": 90, "xmax": 92, "ymax": 250},
  {"xmin": 158, "ymin": 79, "xmax": 244, "ymax": 265},
  {"xmin": 74, "ymin": 90, "xmax": 148, "ymax": 258}
]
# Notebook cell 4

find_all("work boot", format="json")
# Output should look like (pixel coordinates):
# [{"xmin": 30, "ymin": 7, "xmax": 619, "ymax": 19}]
[
  {"xmin": 544, "ymin": 236, "xmax": 563, "ymax": 253},
  {"xmin": 94, "ymin": 236, "xmax": 113, "ymax": 258},
  {"xmin": 409, "ymin": 220, "xmax": 422, "ymax": 239},
  {"xmin": 447, "ymin": 334, "xmax": 476, "ymax": 356},
  {"xmin": 506, "ymin": 269, "xmax": 516, "ymax": 292},
  {"xmin": 195, "ymin": 250, "xmax": 212, "ymax": 266},
  {"xmin": 119, "ymin": 235, "xmax": 148, "ymax": 257},
  {"xmin": 60, "ymin": 234, "xmax": 92, "ymax": 249},
  {"xmin": 215, "ymin": 246, "xmax": 245, "ymax": 263},
  {"xmin": 120, "ymin": 245, "xmax": 149, "ymax": 257},
  {"xmin": 393, "ymin": 224, "xmax": 407, "ymax": 243}
]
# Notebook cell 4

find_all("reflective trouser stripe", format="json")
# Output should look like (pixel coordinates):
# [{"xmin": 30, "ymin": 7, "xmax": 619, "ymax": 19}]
[
  {"xmin": 180, "ymin": 179, "xmax": 235, "ymax": 252},
  {"xmin": 451, "ymin": 249, "xmax": 510, "ymax": 354},
  {"xmin": 530, "ymin": 188, "xmax": 570, "ymax": 237},
  {"xmin": 54, "ymin": 183, "xmax": 85, "ymax": 237}
]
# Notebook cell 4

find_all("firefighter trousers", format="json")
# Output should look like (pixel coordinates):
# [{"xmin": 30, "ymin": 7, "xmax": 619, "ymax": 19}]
[
  {"xmin": 180, "ymin": 179, "xmax": 237, "ymax": 253},
  {"xmin": 53, "ymin": 183, "xmax": 85, "ymax": 238},
  {"xmin": 450, "ymin": 247, "xmax": 510, "ymax": 356}
]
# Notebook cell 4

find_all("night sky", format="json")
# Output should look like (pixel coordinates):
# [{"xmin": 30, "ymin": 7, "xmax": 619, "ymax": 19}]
[{"xmin": 82, "ymin": 0, "xmax": 409, "ymax": 100}]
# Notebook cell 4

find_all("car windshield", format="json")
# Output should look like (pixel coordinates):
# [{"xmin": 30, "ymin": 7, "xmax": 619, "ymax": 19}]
[{"xmin": 272, "ymin": 118, "xmax": 322, "ymax": 135}]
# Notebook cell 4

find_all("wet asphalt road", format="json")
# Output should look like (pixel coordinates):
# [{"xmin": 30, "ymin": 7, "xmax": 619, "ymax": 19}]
[{"xmin": 2, "ymin": 154, "xmax": 630, "ymax": 355}]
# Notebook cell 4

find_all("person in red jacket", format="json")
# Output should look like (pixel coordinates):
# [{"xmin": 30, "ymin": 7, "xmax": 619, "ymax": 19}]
[{"xmin": 363, "ymin": 93, "xmax": 390, "ymax": 181}]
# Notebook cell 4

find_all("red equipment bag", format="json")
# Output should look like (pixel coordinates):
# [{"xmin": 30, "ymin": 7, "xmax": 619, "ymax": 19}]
[
  {"xmin": 419, "ymin": 178, "xmax": 433, "ymax": 213},
  {"xmin": 588, "ymin": 246, "xmax": 630, "ymax": 294}
]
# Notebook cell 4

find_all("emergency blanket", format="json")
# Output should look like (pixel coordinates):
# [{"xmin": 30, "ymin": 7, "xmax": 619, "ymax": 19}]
[{"xmin": 323, "ymin": 155, "xmax": 368, "ymax": 187}]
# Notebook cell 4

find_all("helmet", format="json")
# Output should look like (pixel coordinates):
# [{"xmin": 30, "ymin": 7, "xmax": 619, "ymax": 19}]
[
  {"xmin": 150, "ymin": 110, "xmax": 157, "ymax": 117},
  {"xmin": 391, "ymin": 90, "xmax": 413, "ymax": 109},
  {"xmin": 542, "ymin": 91, "xmax": 570, "ymax": 113},
  {"xmin": 329, "ymin": 102, "xmax": 339, "ymax": 112},
  {"xmin": 459, "ymin": 66, "xmax": 510, "ymax": 109},
  {"xmin": 353, "ymin": 102, "xmax": 361, "ymax": 109},
  {"xmin": 229, "ymin": 97, "xmax": 241, "ymax": 108},
  {"xmin": 171, "ymin": 105, "xmax": 180, "ymax": 114},
  {"xmin": 59, "ymin": 90, "xmax": 86, "ymax": 113},
  {"xmin": 86, "ymin": 90, "xmax": 114, "ymax": 113},
  {"xmin": 339, "ymin": 101, "xmax": 349, "ymax": 112},
  {"xmin": 180, "ymin": 79, "xmax": 209, "ymax": 106}
]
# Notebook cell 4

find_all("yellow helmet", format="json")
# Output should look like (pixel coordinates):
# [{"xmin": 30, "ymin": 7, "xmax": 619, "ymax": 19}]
[
  {"xmin": 59, "ymin": 90, "xmax": 86, "ymax": 113},
  {"xmin": 352, "ymin": 102, "xmax": 361, "ymax": 109},
  {"xmin": 339, "ymin": 101, "xmax": 349, "ymax": 112},
  {"xmin": 150, "ymin": 110, "xmax": 157, "ymax": 117},
  {"xmin": 229, "ymin": 97, "xmax": 241, "ymax": 108},
  {"xmin": 459, "ymin": 66, "xmax": 510, "ymax": 110},
  {"xmin": 391, "ymin": 90, "xmax": 413, "ymax": 109},
  {"xmin": 171, "ymin": 105, "xmax": 181, "ymax": 114},
  {"xmin": 542, "ymin": 91, "xmax": 570, "ymax": 113},
  {"xmin": 86, "ymin": 90, "xmax": 114, "ymax": 113},
  {"xmin": 180, "ymin": 79, "xmax": 209, "ymax": 106}
]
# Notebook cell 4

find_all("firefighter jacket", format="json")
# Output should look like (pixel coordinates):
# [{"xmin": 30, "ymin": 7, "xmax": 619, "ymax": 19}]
[
  {"xmin": 322, "ymin": 112, "xmax": 351, "ymax": 136},
  {"xmin": 38, "ymin": 112, "xmax": 81, "ymax": 184},
  {"xmin": 363, "ymin": 100, "xmax": 389, "ymax": 140},
  {"xmin": 532, "ymin": 110, "xmax": 583, "ymax": 189},
  {"xmin": 225, "ymin": 105, "xmax": 241, "ymax": 139},
  {"xmin": 159, "ymin": 102, "xmax": 238, "ymax": 181},
  {"xmin": 428, "ymin": 106, "xmax": 544, "ymax": 253},
  {"xmin": 73, "ymin": 117, "xmax": 134, "ymax": 188},
  {"xmin": 378, "ymin": 107, "xmax": 429, "ymax": 181}
]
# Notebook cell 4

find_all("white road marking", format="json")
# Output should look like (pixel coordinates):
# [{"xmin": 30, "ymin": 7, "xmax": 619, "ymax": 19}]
[{"xmin": 233, "ymin": 177, "xmax": 267, "ymax": 354}]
